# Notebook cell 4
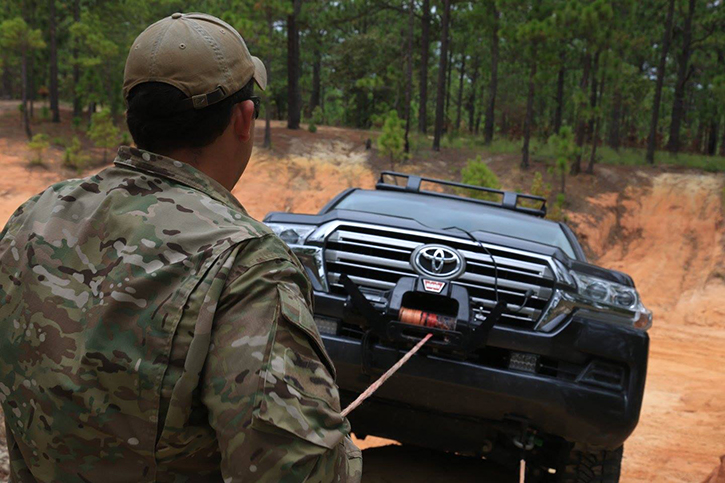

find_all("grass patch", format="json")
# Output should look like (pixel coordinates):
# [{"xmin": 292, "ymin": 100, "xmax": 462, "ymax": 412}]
[
  {"xmin": 595, "ymin": 147, "xmax": 725, "ymax": 172},
  {"xmin": 435, "ymin": 131, "xmax": 725, "ymax": 172}
]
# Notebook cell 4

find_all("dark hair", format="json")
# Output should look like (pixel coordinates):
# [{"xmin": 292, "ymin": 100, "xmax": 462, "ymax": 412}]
[{"xmin": 126, "ymin": 79, "xmax": 254, "ymax": 154}]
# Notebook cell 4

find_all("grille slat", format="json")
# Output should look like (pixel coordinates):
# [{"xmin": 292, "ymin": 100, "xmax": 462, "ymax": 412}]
[{"xmin": 324, "ymin": 224, "xmax": 556, "ymax": 330}]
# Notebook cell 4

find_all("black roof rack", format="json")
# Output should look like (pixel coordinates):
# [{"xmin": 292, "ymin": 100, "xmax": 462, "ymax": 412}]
[{"xmin": 375, "ymin": 171, "xmax": 548, "ymax": 218}]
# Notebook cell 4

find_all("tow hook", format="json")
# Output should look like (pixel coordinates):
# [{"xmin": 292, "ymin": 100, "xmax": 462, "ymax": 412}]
[{"xmin": 513, "ymin": 423, "xmax": 536, "ymax": 483}]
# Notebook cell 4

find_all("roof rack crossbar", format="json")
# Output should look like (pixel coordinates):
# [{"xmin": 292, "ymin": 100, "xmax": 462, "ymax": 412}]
[{"xmin": 376, "ymin": 171, "xmax": 547, "ymax": 218}]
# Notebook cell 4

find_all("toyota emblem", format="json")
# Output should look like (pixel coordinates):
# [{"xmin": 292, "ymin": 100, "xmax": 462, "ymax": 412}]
[{"xmin": 411, "ymin": 244, "xmax": 465, "ymax": 280}]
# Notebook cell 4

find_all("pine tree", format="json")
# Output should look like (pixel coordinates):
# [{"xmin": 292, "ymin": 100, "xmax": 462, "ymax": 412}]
[
  {"xmin": 378, "ymin": 110, "xmax": 406, "ymax": 171},
  {"xmin": 88, "ymin": 109, "xmax": 119, "ymax": 164}
]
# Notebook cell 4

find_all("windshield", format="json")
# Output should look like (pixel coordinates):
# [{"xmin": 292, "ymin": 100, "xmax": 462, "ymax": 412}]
[{"xmin": 333, "ymin": 190, "xmax": 577, "ymax": 258}]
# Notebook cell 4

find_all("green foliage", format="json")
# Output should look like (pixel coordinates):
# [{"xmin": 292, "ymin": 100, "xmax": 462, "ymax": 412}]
[
  {"xmin": 121, "ymin": 132, "xmax": 132, "ymax": 146},
  {"xmin": 460, "ymin": 156, "xmax": 501, "ymax": 202},
  {"xmin": 308, "ymin": 122, "xmax": 317, "ymax": 133},
  {"xmin": 27, "ymin": 134, "xmax": 50, "ymax": 166},
  {"xmin": 0, "ymin": 17, "xmax": 45, "ymax": 52},
  {"xmin": 529, "ymin": 172, "xmax": 551, "ymax": 199},
  {"xmin": 52, "ymin": 137, "xmax": 67, "ymax": 147},
  {"xmin": 63, "ymin": 137, "xmax": 89, "ymax": 172},
  {"xmin": 40, "ymin": 106, "xmax": 50, "ymax": 121},
  {"xmin": 549, "ymin": 193, "xmax": 567, "ymax": 222},
  {"xmin": 311, "ymin": 106, "xmax": 324, "ymax": 125},
  {"xmin": 548, "ymin": 126, "xmax": 577, "ymax": 193},
  {"xmin": 377, "ymin": 110, "xmax": 406, "ymax": 170},
  {"xmin": 88, "ymin": 109, "xmax": 119, "ymax": 163},
  {"xmin": 72, "ymin": 117, "xmax": 82, "ymax": 130}
]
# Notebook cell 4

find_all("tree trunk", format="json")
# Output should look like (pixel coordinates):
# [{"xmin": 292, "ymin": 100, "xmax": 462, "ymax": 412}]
[
  {"xmin": 475, "ymin": 78, "xmax": 485, "ymax": 134},
  {"xmin": 418, "ymin": 0, "xmax": 430, "ymax": 134},
  {"xmin": 310, "ymin": 48, "xmax": 321, "ymax": 112},
  {"xmin": 467, "ymin": 53, "xmax": 481, "ymax": 134},
  {"xmin": 445, "ymin": 45, "xmax": 453, "ymax": 126},
  {"xmin": 666, "ymin": 0, "xmax": 696, "ymax": 153},
  {"xmin": 287, "ymin": 0, "xmax": 302, "ymax": 130},
  {"xmin": 707, "ymin": 120, "xmax": 718, "ymax": 156},
  {"xmin": 455, "ymin": 53, "xmax": 466, "ymax": 131},
  {"xmin": 21, "ymin": 49, "xmax": 31, "ymax": 139},
  {"xmin": 1, "ymin": 67, "xmax": 12, "ymax": 99},
  {"xmin": 553, "ymin": 60, "xmax": 565, "ymax": 135},
  {"xmin": 432, "ymin": 0, "xmax": 451, "ymax": 151},
  {"xmin": 484, "ymin": 2, "xmax": 500, "ymax": 145},
  {"xmin": 49, "ymin": 0, "xmax": 60, "ymax": 122},
  {"xmin": 587, "ymin": 75, "xmax": 606, "ymax": 174},
  {"xmin": 571, "ymin": 53, "xmax": 591, "ymax": 175},
  {"xmin": 404, "ymin": 0, "xmax": 414, "ymax": 153},
  {"xmin": 646, "ymin": 0, "xmax": 676, "ymax": 164},
  {"xmin": 587, "ymin": 52, "xmax": 600, "ymax": 148},
  {"xmin": 28, "ymin": 55, "xmax": 35, "ymax": 120},
  {"xmin": 521, "ymin": 59, "xmax": 537, "ymax": 170},
  {"xmin": 608, "ymin": 87, "xmax": 623, "ymax": 151},
  {"xmin": 72, "ymin": 0, "xmax": 81, "ymax": 118}
]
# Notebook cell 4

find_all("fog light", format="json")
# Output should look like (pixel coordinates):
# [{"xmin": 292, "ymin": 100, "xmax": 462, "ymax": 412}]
[
  {"xmin": 509, "ymin": 352, "xmax": 539, "ymax": 373},
  {"xmin": 313, "ymin": 316, "xmax": 340, "ymax": 336}
]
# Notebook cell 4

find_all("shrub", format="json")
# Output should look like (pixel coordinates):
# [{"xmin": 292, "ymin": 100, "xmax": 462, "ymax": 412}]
[
  {"xmin": 377, "ymin": 110, "xmax": 406, "ymax": 171},
  {"xmin": 460, "ymin": 156, "xmax": 501, "ymax": 202},
  {"xmin": 547, "ymin": 126, "xmax": 577, "ymax": 194},
  {"xmin": 311, "ymin": 106, "xmax": 324, "ymax": 125},
  {"xmin": 308, "ymin": 122, "xmax": 317, "ymax": 133},
  {"xmin": 72, "ymin": 116, "xmax": 82, "ymax": 130},
  {"xmin": 120, "ymin": 132, "xmax": 132, "ymax": 146},
  {"xmin": 88, "ymin": 109, "xmax": 119, "ymax": 163},
  {"xmin": 40, "ymin": 106, "xmax": 50, "ymax": 121},
  {"xmin": 549, "ymin": 193, "xmax": 567, "ymax": 222},
  {"xmin": 62, "ymin": 136, "xmax": 89, "ymax": 172},
  {"xmin": 52, "ymin": 137, "xmax": 67, "ymax": 147},
  {"xmin": 521, "ymin": 171, "xmax": 552, "ymax": 212},
  {"xmin": 27, "ymin": 133, "xmax": 50, "ymax": 166}
]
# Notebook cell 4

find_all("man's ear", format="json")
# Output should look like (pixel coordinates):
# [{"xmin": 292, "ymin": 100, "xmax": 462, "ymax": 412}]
[{"xmin": 233, "ymin": 100, "xmax": 255, "ymax": 142}]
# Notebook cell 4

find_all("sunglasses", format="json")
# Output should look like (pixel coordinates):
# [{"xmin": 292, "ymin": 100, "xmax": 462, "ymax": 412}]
[{"xmin": 248, "ymin": 96, "xmax": 261, "ymax": 120}]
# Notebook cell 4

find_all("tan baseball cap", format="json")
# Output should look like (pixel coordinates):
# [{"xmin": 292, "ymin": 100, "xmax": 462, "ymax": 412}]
[{"xmin": 123, "ymin": 12, "xmax": 267, "ymax": 110}]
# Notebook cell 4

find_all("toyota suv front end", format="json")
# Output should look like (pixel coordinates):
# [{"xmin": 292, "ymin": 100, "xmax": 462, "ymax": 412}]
[{"xmin": 264, "ymin": 172, "xmax": 651, "ymax": 482}]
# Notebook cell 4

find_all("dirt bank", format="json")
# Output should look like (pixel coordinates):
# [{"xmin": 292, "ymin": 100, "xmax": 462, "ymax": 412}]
[
  {"xmin": 1, "ymin": 104, "xmax": 724, "ymax": 482},
  {"xmin": 569, "ymin": 172, "xmax": 725, "ymax": 483}
]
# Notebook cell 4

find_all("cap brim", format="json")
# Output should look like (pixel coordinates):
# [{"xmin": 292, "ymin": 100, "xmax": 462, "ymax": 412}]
[{"xmin": 251, "ymin": 56, "xmax": 267, "ymax": 91}]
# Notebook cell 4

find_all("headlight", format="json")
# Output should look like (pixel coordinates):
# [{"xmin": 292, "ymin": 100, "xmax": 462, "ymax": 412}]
[
  {"xmin": 266, "ymin": 223, "xmax": 317, "ymax": 245},
  {"xmin": 265, "ymin": 222, "xmax": 328, "ymax": 292},
  {"xmin": 571, "ymin": 272, "xmax": 638, "ymax": 310},
  {"xmin": 536, "ymin": 269, "xmax": 652, "ymax": 332}
]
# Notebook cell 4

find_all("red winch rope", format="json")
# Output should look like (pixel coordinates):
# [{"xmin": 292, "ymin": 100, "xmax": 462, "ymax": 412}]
[{"xmin": 340, "ymin": 333, "xmax": 433, "ymax": 418}]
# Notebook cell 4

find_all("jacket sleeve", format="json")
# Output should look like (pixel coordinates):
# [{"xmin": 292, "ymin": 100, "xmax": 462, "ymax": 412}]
[{"xmin": 201, "ymin": 240, "xmax": 362, "ymax": 483}]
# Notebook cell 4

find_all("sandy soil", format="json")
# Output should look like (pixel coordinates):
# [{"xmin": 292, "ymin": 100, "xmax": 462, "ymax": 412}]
[{"xmin": 0, "ymin": 103, "xmax": 724, "ymax": 482}]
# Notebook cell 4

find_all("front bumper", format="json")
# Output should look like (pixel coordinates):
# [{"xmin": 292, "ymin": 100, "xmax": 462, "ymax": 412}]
[{"xmin": 316, "ymin": 291, "xmax": 649, "ymax": 451}]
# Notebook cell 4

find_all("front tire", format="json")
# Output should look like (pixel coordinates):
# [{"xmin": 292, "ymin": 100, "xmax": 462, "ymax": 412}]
[{"xmin": 556, "ymin": 446, "xmax": 623, "ymax": 483}]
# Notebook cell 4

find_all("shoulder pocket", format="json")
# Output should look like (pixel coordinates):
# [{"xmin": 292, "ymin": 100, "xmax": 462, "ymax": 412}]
[
  {"xmin": 276, "ymin": 283, "xmax": 336, "ymax": 379},
  {"xmin": 250, "ymin": 284, "xmax": 347, "ymax": 449}
]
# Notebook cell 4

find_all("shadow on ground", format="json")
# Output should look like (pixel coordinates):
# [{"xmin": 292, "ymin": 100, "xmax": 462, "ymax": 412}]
[{"xmin": 362, "ymin": 445, "xmax": 514, "ymax": 482}]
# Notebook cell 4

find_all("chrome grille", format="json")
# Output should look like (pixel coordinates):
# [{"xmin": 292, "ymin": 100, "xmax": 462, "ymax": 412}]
[{"xmin": 323, "ymin": 223, "xmax": 556, "ymax": 330}]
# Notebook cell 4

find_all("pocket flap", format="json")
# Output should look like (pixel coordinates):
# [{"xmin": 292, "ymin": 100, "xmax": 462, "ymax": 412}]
[{"xmin": 276, "ymin": 284, "xmax": 336, "ymax": 379}]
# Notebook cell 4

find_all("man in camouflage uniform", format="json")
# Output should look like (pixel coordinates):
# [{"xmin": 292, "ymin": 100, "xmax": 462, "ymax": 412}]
[{"xmin": 0, "ymin": 12, "xmax": 361, "ymax": 483}]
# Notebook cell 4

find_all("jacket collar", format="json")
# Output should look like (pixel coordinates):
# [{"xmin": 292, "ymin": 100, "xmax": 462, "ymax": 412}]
[{"xmin": 113, "ymin": 146, "xmax": 247, "ymax": 214}]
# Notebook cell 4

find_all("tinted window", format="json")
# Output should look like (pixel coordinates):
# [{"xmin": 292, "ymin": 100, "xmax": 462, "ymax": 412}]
[{"xmin": 334, "ymin": 190, "xmax": 577, "ymax": 258}]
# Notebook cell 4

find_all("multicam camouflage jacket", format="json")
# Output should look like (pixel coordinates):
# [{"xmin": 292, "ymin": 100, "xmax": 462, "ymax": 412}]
[{"xmin": 0, "ymin": 146, "xmax": 362, "ymax": 483}]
